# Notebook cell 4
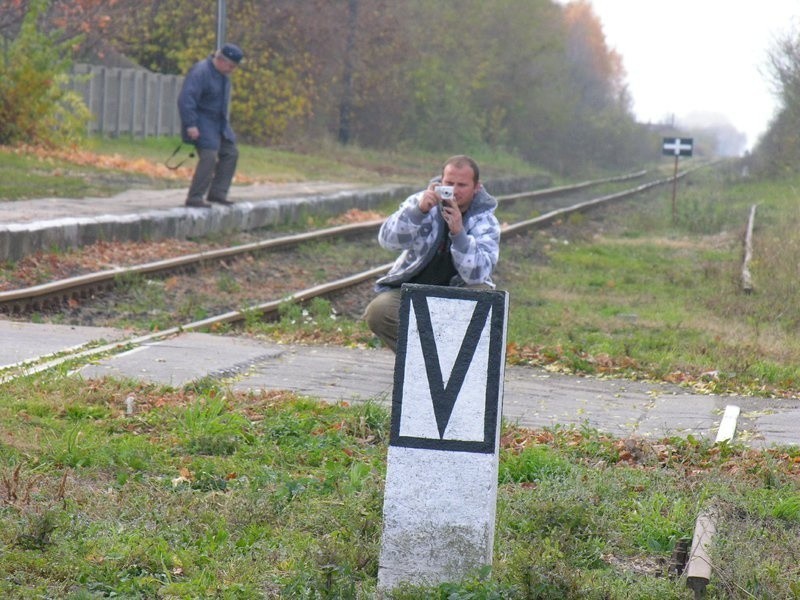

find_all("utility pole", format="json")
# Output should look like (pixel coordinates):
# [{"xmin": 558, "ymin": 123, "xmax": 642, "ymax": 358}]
[
  {"xmin": 216, "ymin": 0, "xmax": 227, "ymax": 49},
  {"xmin": 338, "ymin": 0, "xmax": 359, "ymax": 145}
]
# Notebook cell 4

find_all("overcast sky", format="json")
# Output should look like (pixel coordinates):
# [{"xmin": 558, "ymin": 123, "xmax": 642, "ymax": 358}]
[{"xmin": 571, "ymin": 0, "xmax": 800, "ymax": 149}]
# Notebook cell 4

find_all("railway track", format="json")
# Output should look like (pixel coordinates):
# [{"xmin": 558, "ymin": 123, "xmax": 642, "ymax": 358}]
[
  {"xmin": 0, "ymin": 169, "xmax": 652, "ymax": 313},
  {"xmin": 1, "ymin": 168, "xmax": 686, "ymax": 382}
]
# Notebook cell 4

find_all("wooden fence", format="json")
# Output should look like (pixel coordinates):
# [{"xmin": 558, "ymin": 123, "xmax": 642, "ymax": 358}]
[{"xmin": 69, "ymin": 63, "xmax": 184, "ymax": 137}]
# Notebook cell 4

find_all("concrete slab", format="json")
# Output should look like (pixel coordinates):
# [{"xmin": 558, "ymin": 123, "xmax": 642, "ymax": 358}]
[
  {"xmin": 0, "ymin": 319, "xmax": 127, "ymax": 368},
  {"xmin": 0, "ymin": 182, "xmax": 413, "ymax": 261},
  {"xmin": 636, "ymin": 394, "xmax": 720, "ymax": 439},
  {"xmin": 5, "ymin": 319, "xmax": 799, "ymax": 447},
  {"xmin": 735, "ymin": 398, "xmax": 800, "ymax": 448},
  {"xmin": 234, "ymin": 347, "xmax": 774, "ymax": 443},
  {"xmin": 233, "ymin": 343, "xmax": 395, "ymax": 402},
  {"xmin": 0, "ymin": 182, "xmax": 368, "ymax": 224},
  {"xmin": 77, "ymin": 332, "xmax": 282, "ymax": 388}
]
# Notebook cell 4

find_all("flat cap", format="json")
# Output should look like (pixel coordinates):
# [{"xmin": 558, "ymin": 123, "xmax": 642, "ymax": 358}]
[{"xmin": 220, "ymin": 43, "xmax": 243, "ymax": 64}]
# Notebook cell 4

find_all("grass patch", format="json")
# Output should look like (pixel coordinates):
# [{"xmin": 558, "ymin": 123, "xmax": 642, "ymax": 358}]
[
  {"xmin": 0, "ymin": 147, "xmax": 132, "ymax": 200},
  {"xmin": 213, "ymin": 161, "xmax": 800, "ymax": 399},
  {"xmin": 494, "ymin": 167, "xmax": 800, "ymax": 396},
  {"xmin": 0, "ymin": 135, "xmax": 545, "ymax": 202},
  {"xmin": 247, "ymin": 296, "xmax": 378, "ymax": 348},
  {"xmin": 1, "ymin": 377, "xmax": 799, "ymax": 597}
]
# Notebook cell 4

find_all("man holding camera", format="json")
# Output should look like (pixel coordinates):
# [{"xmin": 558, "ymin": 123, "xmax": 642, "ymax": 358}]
[{"xmin": 364, "ymin": 155, "xmax": 500, "ymax": 352}]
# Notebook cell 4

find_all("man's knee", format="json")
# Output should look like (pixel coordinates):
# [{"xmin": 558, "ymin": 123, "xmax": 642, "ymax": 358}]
[
  {"xmin": 364, "ymin": 292, "xmax": 395, "ymax": 331},
  {"xmin": 364, "ymin": 290, "xmax": 401, "ymax": 349},
  {"xmin": 220, "ymin": 140, "xmax": 238, "ymax": 160}
]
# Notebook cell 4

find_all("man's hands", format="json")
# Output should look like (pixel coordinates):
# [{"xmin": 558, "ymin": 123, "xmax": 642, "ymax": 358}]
[
  {"xmin": 419, "ymin": 185, "xmax": 463, "ymax": 235},
  {"xmin": 186, "ymin": 126, "xmax": 200, "ymax": 140}
]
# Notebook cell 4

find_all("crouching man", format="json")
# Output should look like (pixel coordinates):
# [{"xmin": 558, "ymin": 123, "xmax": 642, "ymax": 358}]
[{"xmin": 364, "ymin": 155, "xmax": 500, "ymax": 352}]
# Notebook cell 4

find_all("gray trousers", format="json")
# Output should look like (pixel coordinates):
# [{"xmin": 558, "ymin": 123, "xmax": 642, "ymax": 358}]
[
  {"xmin": 364, "ymin": 288, "xmax": 404, "ymax": 352},
  {"xmin": 364, "ymin": 283, "xmax": 492, "ymax": 353},
  {"xmin": 186, "ymin": 138, "xmax": 239, "ymax": 203}
]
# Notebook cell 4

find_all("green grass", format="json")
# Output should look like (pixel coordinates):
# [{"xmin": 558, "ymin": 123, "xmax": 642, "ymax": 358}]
[
  {"xmin": 493, "ymin": 166, "xmax": 800, "ymax": 397},
  {"xmin": 1, "ymin": 376, "xmax": 799, "ymax": 598},
  {"xmin": 0, "ymin": 135, "xmax": 545, "ymax": 201},
  {"xmin": 0, "ymin": 147, "xmax": 136, "ymax": 200},
  {"xmin": 4, "ymin": 141, "xmax": 800, "ymax": 595},
  {"xmin": 228, "ymin": 159, "xmax": 800, "ymax": 398}
]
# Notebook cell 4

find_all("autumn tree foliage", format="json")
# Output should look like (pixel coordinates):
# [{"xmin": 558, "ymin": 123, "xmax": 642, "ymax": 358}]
[
  {"xmin": 1, "ymin": 0, "xmax": 655, "ymax": 173},
  {"xmin": 0, "ymin": 0, "xmax": 134, "ymax": 60},
  {"xmin": 0, "ymin": 0, "xmax": 91, "ymax": 146},
  {"xmin": 109, "ymin": 0, "xmax": 316, "ymax": 144},
  {"xmin": 557, "ymin": 0, "xmax": 653, "ymax": 170},
  {"xmin": 752, "ymin": 30, "xmax": 800, "ymax": 176}
]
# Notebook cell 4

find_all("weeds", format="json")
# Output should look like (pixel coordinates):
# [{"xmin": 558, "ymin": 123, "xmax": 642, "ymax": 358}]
[
  {"xmin": 0, "ymin": 377, "xmax": 798, "ymax": 597},
  {"xmin": 177, "ymin": 395, "xmax": 251, "ymax": 455},
  {"xmin": 249, "ymin": 296, "xmax": 375, "ymax": 346},
  {"xmin": 498, "ymin": 170, "xmax": 800, "ymax": 397},
  {"xmin": 2, "ymin": 464, "xmax": 40, "ymax": 506},
  {"xmin": 1, "ymin": 465, "xmax": 68, "ymax": 554}
]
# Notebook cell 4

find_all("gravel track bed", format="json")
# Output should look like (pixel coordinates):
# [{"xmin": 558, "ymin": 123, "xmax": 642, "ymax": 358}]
[
  {"xmin": 4, "ymin": 185, "xmax": 651, "ymax": 331},
  {"xmin": 22, "ymin": 233, "xmax": 393, "ymax": 330}
]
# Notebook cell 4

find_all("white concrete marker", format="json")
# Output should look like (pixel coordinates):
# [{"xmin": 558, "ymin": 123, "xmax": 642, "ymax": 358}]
[
  {"xmin": 378, "ymin": 284, "xmax": 509, "ymax": 591},
  {"xmin": 715, "ymin": 404, "xmax": 740, "ymax": 443}
]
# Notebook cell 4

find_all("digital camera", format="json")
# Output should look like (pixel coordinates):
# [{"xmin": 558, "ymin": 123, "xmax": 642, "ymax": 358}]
[{"xmin": 436, "ymin": 185, "xmax": 454, "ymax": 201}]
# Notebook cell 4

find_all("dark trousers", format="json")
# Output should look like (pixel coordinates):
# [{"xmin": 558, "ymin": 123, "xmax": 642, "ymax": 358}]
[{"xmin": 186, "ymin": 138, "xmax": 238, "ymax": 203}]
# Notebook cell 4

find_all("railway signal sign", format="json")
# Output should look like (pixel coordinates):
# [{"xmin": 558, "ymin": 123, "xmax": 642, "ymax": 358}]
[
  {"xmin": 378, "ymin": 284, "xmax": 509, "ymax": 591},
  {"xmin": 662, "ymin": 137, "xmax": 693, "ymax": 157},
  {"xmin": 662, "ymin": 137, "xmax": 693, "ymax": 220}
]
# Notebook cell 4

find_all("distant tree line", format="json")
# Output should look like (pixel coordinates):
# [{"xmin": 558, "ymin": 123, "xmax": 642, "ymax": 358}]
[
  {"xmin": 752, "ymin": 29, "xmax": 800, "ymax": 176},
  {"xmin": 2, "ymin": 0, "xmax": 676, "ymax": 175}
]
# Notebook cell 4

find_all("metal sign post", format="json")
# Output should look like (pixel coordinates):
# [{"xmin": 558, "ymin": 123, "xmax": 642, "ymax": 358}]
[
  {"xmin": 216, "ymin": 0, "xmax": 227, "ymax": 50},
  {"xmin": 662, "ymin": 137, "xmax": 693, "ymax": 222}
]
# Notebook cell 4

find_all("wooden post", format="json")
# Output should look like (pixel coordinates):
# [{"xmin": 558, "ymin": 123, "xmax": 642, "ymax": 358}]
[
  {"xmin": 671, "ymin": 154, "xmax": 679, "ymax": 222},
  {"xmin": 686, "ymin": 509, "xmax": 717, "ymax": 597},
  {"xmin": 741, "ymin": 204, "xmax": 757, "ymax": 293}
]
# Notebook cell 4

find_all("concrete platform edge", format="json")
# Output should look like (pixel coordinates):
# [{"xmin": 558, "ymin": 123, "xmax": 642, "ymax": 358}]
[{"xmin": 0, "ymin": 185, "xmax": 413, "ymax": 261}]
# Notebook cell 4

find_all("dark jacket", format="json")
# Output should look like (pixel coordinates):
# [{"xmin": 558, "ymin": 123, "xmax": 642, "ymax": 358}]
[{"xmin": 177, "ymin": 55, "xmax": 235, "ymax": 150}]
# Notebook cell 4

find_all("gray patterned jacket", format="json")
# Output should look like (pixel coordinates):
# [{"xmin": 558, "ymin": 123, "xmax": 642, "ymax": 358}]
[{"xmin": 374, "ymin": 184, "xmax": 500, "ymax": 291}]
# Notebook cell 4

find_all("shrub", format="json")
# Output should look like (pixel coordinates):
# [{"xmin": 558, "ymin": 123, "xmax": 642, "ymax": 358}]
[{"xmin": 0, "ymin": 0, "xmax": 90, "ymax": 146}]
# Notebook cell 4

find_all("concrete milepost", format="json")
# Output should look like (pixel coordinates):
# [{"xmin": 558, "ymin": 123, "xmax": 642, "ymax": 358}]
[{"xmin": 377, "ymin": 284, "xmax": 509, "ymax": 591}]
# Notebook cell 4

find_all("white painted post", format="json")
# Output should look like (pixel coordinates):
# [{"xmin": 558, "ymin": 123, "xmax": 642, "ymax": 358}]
[
  {"xmin": 378, "ymin": 284, "xmax": 509, "ymax": 591},
  {"xmin": 715, "ymin": 405, "xmax": 740, "ymax": 443}
]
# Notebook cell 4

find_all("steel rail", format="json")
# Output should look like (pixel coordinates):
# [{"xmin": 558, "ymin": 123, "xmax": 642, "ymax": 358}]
[
  {"xmin": 0, "ymin": 170, "xmax": 650, "ymax": 310},
  {"xmin": 1, "ymin": 169, "xmax": 680, "ymax": 383},
  {"xmin": 497, "ymin": 169, "xmax": 647, "ymax": 202},
  {"xmin": 0, "ymin": 264, "xmax": 393, "ymax": 384},
  {"xmin": 502, "ymin": 171, "xmax": 684, "ymax": 235},
  {"xmin": 0, "ymin": 220, "xmax": 385, "ymax": 307}
]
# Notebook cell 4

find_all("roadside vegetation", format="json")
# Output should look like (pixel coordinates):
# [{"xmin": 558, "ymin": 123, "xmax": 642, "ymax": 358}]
[
  {"xmin": 0, "ymin": 0, "xmax": 666, "ymax": 175},
  {"xmin": 2, "ymin": 0, "xmax": 800, "ymax": 594},
  {"xmin": 0, "ymin": 135, "xmax": 543, "ymax": 201},
  {"xmin": 1, "ymin": 374, "xmax": 799, "ymax": 598},
  {"xmin": 2, "ymin": 140, "xmax": 799, "ymax": 596},
  {"xmin": 8, "ymin": 140, "xmax": 800, "ymax": 400},
  {"xmin": 249, "ymin": 162, "xmax": 800, "ymax": 401},
  {"xmin": 498, "ymin": 164, "xmax": 800, "ymax": 399}
]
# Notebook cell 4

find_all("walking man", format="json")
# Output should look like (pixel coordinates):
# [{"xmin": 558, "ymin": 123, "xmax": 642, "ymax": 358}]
[{"xmin": 178, "ymin": 43, "xmax": 244, "ymax": 208}]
